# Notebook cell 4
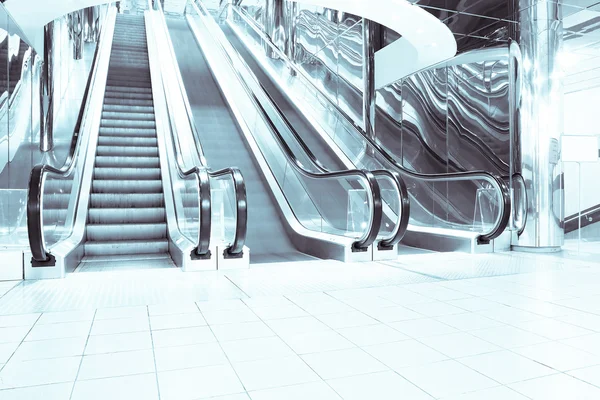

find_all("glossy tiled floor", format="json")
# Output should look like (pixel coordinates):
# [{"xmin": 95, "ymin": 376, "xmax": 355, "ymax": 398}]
[{"xmin": 1, "ymin": 251, "xmax": 600, "ymax": 399}]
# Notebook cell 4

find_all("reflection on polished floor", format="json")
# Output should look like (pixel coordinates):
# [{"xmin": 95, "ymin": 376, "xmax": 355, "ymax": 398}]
[{"xmin": 1, "ymin": 252, "xmax": 600, "ymax": 399}]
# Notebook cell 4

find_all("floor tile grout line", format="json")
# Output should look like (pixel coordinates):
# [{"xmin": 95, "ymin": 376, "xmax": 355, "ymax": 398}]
[
  {"xmin": 147, "ymin": 305, "xmax": 162, "ymax": 400},
  {"xmin": 0, "ymin": 313, "xmax": 43, "ymax": 374},
  {"xmin": 224, "ymin": 275, "xmax": 251, "ymax": 299},
  {"xmin": 68, "ymin": 309, "xmax": 97, "ymax": 400},
  {"xmin": 193, "ymin": 301, "xmax": 249, "ymax": 395},
  {"xmin": 240, "ymin": 296, "xmax": 350, "ymax": 398},
  {"xmin": 0, "ymin": 281, "xmax": 23, "ymax": 302}
]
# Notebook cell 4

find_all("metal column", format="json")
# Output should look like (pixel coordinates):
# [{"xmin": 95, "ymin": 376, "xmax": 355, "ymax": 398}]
[
  {"xmin": 362, "ymin": 18, "xmax": 379, "ymax": 142},
  {"xmin": 264, "ymin": 0, "xmax": 285, "ymax": 58},
  {"xmin": 514, "ymin": 0, "xmax": 564, "ymax": 250},
  {"xmin": 84, "ymin": 6, "xmax": 100, "ymax": 43},
  {"xmin": 40, "ymin": 21, "xmax": 54, "ymax": 152},
  {"xmin": 71, "ymin": 9, "xmax": 84, "ymax": 60}
]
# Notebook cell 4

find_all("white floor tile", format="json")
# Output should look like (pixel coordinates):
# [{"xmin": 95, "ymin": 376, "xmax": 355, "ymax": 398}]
[
  {"xmin": 292, "ymin": 299, "xmax": 355, "ymax": 315},
  {"xmin": 0, "ymin": 382, "xmax": 73, "ymax": 400},
  {"xmin": 458, "ymin": 350, "xmax": 557, "ymax": 384},
  {"xmin": 249, "ymin": 381, "xmax": 341, "ymax": 400},
  {"xmin": 148, "ymin": 302, "xmax": 200, "ymax": 316},
  {"xmin": 477, "ymin": 305, "xmax": 545, "ymax": 324},
  {"xmin": 0, "ymin": 356, "xmax": 81, "ymax": 389},
  {"xmin": 419, "ymin": 332, "xmax": 501, "ymax": 358},
  {"xmin": 510, "ymin": 373, "xmax": 600, "ymax": 399},
  {"xmin": 202, "ymin": 308, "xmax": 260, "ymax": 325},
  {"xmin": 0, "ymin": 342, "xmax": 19, "ymax": 364},
  {"xmin": 388, "ymin": 318, "xmax": 459, "ymax": 338},
  {"xmin": 220, "ymin": 336, "xmax": 296, "ymax": 362},
  {"xmin": 211, "ymin": 394, "xmax": 250, "ymax": 400},
  {"xmin": 0, "ymin": 314, "xmax": 40, "ymax": 328},
  {"xmin": 71, "ymin": 373, "xmax": 159, "ymax": 400},
  {"xmin": 154, "ymin": 342, "xmax": 227, "ymax": 372},
  {"xmin": 514, "ymin": 341, "xmax": 600, "ymax": 371},
  {"xmin": 399, "ymin": 359, "xmax": 498, "ymax": 398},
  {"xmin": 406, "ymin": 301, "xmax": 466, "ymax": 317},
  {"xmin": 376, "ymin": 287, "xmax": 433, "ymax": 305},
  {"xmin": 557, "ymin": 311, "xmax": 600, "ymax": 332},
  {"xmin": 302, "ymin": 347, "xmax": 388, "ymax": 379},
  {"xmin": 242, "ymin": 296, "xmax": 293, "ymax": 308},
  {"xmin": 90, "ymin": 317, "xmax": 149, "ymax": 335},
  {"xmin": 158, "ymin": 364, "xmax": 244, "ymax": 400},
  {"xmin": 407, "ymin": 283, "xmax": 471, "ymax": 301},
  {"xmin": 265, "ymin": 316, "xmax": 330, "ymax": 338},
  {"xmin": 0, "ymin": 326, "xmax": 30, "ymax": 344},
  {"xmin": 282, "ymin": 330, "xmax": 355, "ymax": 354},
  {"xmin": 337, "ymin": 323, "xmax": 409, "ymax": 346},
  {"xmin": 361, "ymin": 306, "xmax": 424, "ymax": 323},
  {"xmin": 37, "ymin": 310, "xmax": 94, "ymax": 325},
  {"xmin": 447, "ymin": 297, "xmax": 500, "ymax": 312},
  {"xmin": 150, "ymin": 313, "xmax": 206, "ymax": 330},
  {"xmin": 338, "ymin": 296, "xmax": 398, "ymax": 312},
  {"xmin": 436, "ymin": 312, "xmax": 503, "ymax": 331},
  {"xmin": 197, "ymin": 299, "xmax": 248, "ymax": 312},
  {"xmin": 363, "ymin": 339, "xmax": 448, "ymax": 370},
  {"xmin": 95, "ymin": 306, "xmax": 148, "ymax": 320},
  {"xmin": 562, "ymin": 333, "xmax": 600, "ymax": 356},
  {"xmin": 514, "ymin": 318, "xmax": 594, "ymax": 340},
  {"xmin": 327, "ymin": 370, "xmax": 433, "ymax": 400},
  {"xmin": 251, "ymin": 304, "xmax": 308, "ymax": 320},
  {"xmin": 316, "ymin": 311, "xmax": 378, "ymax": 329},
  {"xmin": 77, "ymin": 349, "xmax": 155, "ymax": 380},
  {"xmin": 232, "ymin": 356, "xmax": 320, "ymax": 391},
  {"xmin": 85, "ymin": 331, "xmax": 153, "ymax": 354},
  {"xmin": 12, "ymin": 337, "xmax": 87, "ymax": 361},
  {"xmin": 568, "ymin": 365, "xmax": 600, "ymax": 387},
  {"xmin": 470, "ymin": 325, "xmax": 549, "ymax": 349},
  {"xmin": 441, "ymin": 386, "xmax": 530, "ymax": 400},
  {"xmin": 151, "ymin": 325, "xmax": 216, "ymax": 348},
  {"xmin": 25, "ymin": 321, "xmax": 92, "ymax": 341},
  {"xmin": 211, "ymin": 321, "xmax": 275, "ymax": 342}
]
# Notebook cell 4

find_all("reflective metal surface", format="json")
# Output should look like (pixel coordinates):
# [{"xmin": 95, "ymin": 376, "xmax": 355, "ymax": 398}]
[
  {"xmin": 515, "ymin": 0, "xmax": 564, "ymax": 249},
  {"xmin": 84, "ymin": 6, "xmax": 101, "ymax": 43},
  {"xmin": 70, "ymin": 9, "xmax": 85, "ymax": 60},
  {"xmin": 40, "ymin": 21, "xmax": 54, "ymax": 151}
]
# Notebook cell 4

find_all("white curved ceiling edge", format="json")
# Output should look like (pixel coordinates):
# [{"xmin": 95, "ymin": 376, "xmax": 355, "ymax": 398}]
[
  {"xmin": 295, "ymin": 0, "xmax": 457, "ymax": 89},
  {"xmin": 4, "ymin": 0, "xmax": 111, "ymax": 52}
]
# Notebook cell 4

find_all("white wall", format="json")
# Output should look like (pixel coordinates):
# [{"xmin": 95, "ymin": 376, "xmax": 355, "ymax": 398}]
[{"xmin": 563, "ymin": 87, "xmax": 600, "ymax": 216}]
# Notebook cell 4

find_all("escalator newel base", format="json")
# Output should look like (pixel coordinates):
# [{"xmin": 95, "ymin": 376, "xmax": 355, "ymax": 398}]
[
  {"xmin": 351, "ymin": 244, "xmax": 369, "ymax": 253},
  {"xmin": 31, "ymin": 253, "xmax": 56, "ymax": 268},
  {"xmin": 191, "ymin": 248, "xmax": 212, "ymax": 260},
  {"xmin": 223, "ymin": 249, "xmax": 244, "ymax": 259},
  {"xmin": 377, "ymin": 242, "xmax": 394, "ymax": 251}
]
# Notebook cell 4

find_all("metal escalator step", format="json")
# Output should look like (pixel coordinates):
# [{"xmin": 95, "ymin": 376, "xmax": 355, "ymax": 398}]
[
  {"xmin": 86, "ymin": 223, "xmax": 167, "ymax": 241},
  {"xmin": 88, "ymin": 207, "xmax": 165, "ymax": 224},
  {"xmin": 97, "ymin": 136, "xmax": 157, "ymax": 147},
  {"xmin": 96, "ymin": 146, "xmax": 158, "ymax": 157},
  {"xmin": 90, "ymin": 193, "xmax": 164, "ymax": 208},
  {"xmin": 104, "ymin": 91, "xmax": 152, "ymax": 100},
  {"xmin": 43, "ymin": 179, "xmax": 73, "ymax": 192},
  {"xmin": 95, "ymin": 156, "xmax": 160, "ymax": 168},
  {"xmin": 103, "ymin": 98, "xmax": 153, "ymax": 107},
  {"xmin": 101, "ymin": 112, "xmax": 155, "ymax": 121},
  {"xmin": 42, "ymin": 209, "xmax": 68, "ymax": 224},
  {"xmin": 92, "ymin": 180, "xmax": 162, "ymax": 194},
  {"xmin": 99, "ymin": 127, "xmax": 156, "ymax": 137},
  {"xmin": 105, "ymin": 86, "xmax": 152, "ymax": 95},
  {"xmin": 100, "ymin": 119, "xmax": 156, "ymax": 129},
  {"xmin": 43, "ymin": 193, "xmax": 70, "ymax": 209},
  {"xmin": 94, "ymin": 167, "xmax": 161, "ymax": 180},
  {"xmin": 103, "ymin": 105, "xmax": 154, "ymax": 114},
  {"xmin": 84, "ymin": 239, "xmax": 169, "ymax": 256}
]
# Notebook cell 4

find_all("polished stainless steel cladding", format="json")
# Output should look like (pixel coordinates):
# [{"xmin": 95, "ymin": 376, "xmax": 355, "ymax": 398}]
[
  {"xmin": 40, "ymin": 21, "xmax": 54, "ymax": 152},
  {"xmin": 70, "ymin": 9, "xmax": 85, "ymax": 60},
  {"xmin": 362, "ymin": 18, "xmax": 376, "ymax": 142},
  {"xmin": 84, "ymin": 6, "xmax": 101, "ymax": 43},
  {"xmin": 514, "ymin": 0, "xmax": 564, "ymax": 250}
]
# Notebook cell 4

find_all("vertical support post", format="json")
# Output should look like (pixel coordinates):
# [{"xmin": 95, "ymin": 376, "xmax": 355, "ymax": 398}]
[
  {"xmin": 84, "ymin": 6, "xmax": 100, "ymax": 43},
  {"xmin": 71, "ymin": 9, "xmax": 84, "ymax": 60},
  {"xmin": 264, "ymin": 0, "xmax": 284, "ymax": 58},
  {"xmin": 362, "ymin": 18, "xmax": 378, "ymax": 142},
  {"xmin": 514, "ymin": 0, "xmax": 564, "ymax": 250},
  {"xmin": 283, "ymin": 0, "xmax": 298, "ymax": 69},
  {"xmin": 40, "ymin": 21, "xmax": 54, "ymax": 152}
]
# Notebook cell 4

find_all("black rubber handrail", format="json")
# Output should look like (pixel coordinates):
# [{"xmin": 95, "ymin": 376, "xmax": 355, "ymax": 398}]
[
  {"xmin": 260, "ymin": 82, "xmax": 409, "ymax": 248},
  {"xmin": 28, "ymin": 21, "xmax": 105, "ymax": 264},
  {"xmin": 502, "ymin": 173, "xmax": 527, "ymax": 237},
  {"xmin": 194, "ymin": 0, "xmax": 383, "ymax": 250},
  {"xmin": 154, "ymin": 0, "xmax": 248, "ymax": 257},
  {"xmin": 565, "ymin": 204, "xmax": 600, "ymax": 234},
  {"xmin": 231, "ymin": 4, "xmax": 511, "ymax": 243}
]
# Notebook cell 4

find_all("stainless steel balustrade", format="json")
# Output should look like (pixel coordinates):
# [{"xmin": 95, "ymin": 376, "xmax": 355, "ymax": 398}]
[
  {"xmin": 226, "ymin": 5, "xmax": 512, "ymax": 244},
  {"xmin": 148, "ymin": 1, "xmax": 247, "ymax": 258},
  {"xmin": 188, "ymin": 0, "xmax": 385, "ymax": 254}
]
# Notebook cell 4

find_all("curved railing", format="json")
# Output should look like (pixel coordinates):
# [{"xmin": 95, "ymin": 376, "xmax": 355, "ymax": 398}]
[
  {"xmin": 260, "ymin": 84, "xmax": 409, "ymax": 248},
  {"xmin": 27, "ymin": 18, "xmax": 106, "ymax": 264},
  {"xmin": 151, "ymin": 0, "xmax": 248, "ymax": 257},
  {"xmin": 191, "ymin": 0, "xmax": 384, "ymax": 250},
  {"xmin": 229, "ymin": 4, "xmax": 511, "ymax": 243}
]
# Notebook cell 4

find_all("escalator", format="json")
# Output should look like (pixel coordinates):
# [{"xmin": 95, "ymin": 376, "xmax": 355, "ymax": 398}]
[
  {"xmin": 167, "ymin": 18, "xmax": 312, "ymax": 263},
  {"xmin": 83, "ymin": 14, "xmax": 169, "ymax": 261}
]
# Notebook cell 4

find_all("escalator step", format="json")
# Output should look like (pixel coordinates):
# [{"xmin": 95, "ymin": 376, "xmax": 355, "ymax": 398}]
[
  {"xmin": 90, "ymin": 193, "xmax": 164, "ymax": 208},
  {"xmin": 97, "ymin": 136, "xmax": 158, "ymax": 147},
  {"xmin": 96, "ymin": 145, "xmax": 158, "ymax": 157},
  {"xmin": 95, "ymin": 156, "xmax": 160, "ymax": 168},
  {"xmin": 86, "ymin": 223, "xmax": 167, "ymax": 241},
  {"xmin": 94, "ymin": 167, "xmax": 161, "ymax": 180},
  {"xmin": 84, "ymin": 239, "xmax": 169, "ymax": 256},
  {"xmin": 88, "ymin": 207, "xmax": 166, "ymax": 224},
  {"xmin": 91, "ymin": 180, "xmax": 163, "ymax": 194}
]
